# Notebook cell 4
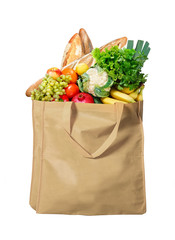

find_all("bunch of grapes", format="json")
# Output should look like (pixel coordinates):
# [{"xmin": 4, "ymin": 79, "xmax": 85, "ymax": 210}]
[{"xmin": 31, "ymin": 74, "xmax": 71, "ymax": 101}]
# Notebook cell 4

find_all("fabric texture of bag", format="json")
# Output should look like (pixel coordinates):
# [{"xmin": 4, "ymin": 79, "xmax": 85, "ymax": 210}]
[{"xmin": 29, "ymin": 100, "xmax": 146, "ymax": 215}]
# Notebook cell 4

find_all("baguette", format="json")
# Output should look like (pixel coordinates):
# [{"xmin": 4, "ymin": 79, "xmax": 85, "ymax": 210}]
[
  {"xmin": 79, "ymin": 28, "xmax": 93, "ymax": 54},
  {"xmin": 101, "ymin": 36, "xmax": 127, "ymax": 50},
  {"xmin": 26, "ymin": 36, "xmax": 127, "ymax": 97},
  {"xmin": 62, "ymin": 36, "xmax": 128, "ymax": 71},
  {"xmin": 25, "ymin": 78, "xmax": 43, "ymax": 97},
  {"xmin": 61, "ymin": 33, "xmax": 84, "ymax": 68}
]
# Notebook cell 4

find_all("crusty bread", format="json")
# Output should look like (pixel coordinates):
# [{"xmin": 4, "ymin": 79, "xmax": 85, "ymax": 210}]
[
  {"xmin": 79, "ymin": 28, "xmax": 93, "ymax": 54},
  {"xmin": 61, "ymin": 33, "xmax": 84, "ymax": 68},
  {"xmin": 100, "ymin": 37, "xmax": 127, "ymax": 50},
  {"xmin": 26, "ymin": 36, "xmax": 127, "ymax": 97},
  {"xmin": 61, "ymin": 36, "xmax": 128, "ymax": 71},
  {"xmin": 25, "ymin": 78, "xmax": 43, "ymax": 97}
]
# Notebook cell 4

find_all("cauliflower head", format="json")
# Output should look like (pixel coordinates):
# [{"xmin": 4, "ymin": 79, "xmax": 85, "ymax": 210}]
[{"xmin": 77, "ymin": 65, "xmax": 114, "ymax": 97}]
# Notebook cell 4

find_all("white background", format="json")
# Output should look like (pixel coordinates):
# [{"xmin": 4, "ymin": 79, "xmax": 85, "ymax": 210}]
[{"xmin": 0, "ymin": 0, "xmax": 175, "ymax": 239}]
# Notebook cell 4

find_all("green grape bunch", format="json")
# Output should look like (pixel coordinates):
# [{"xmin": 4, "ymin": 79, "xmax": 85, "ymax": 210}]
[{"xmin": 31, "ymin": 74, "xmax": 71, "ymax": 102}]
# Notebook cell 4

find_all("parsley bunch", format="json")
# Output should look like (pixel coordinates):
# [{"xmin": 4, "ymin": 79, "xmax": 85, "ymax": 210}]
[{"xmin": 92, "ymin": 46, "xmax": 148, "ymax": 90}]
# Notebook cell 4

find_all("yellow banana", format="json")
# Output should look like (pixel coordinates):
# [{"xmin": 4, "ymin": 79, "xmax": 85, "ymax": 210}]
[
  {"xmin": 101, "ymin": 97, "xmax": 128, "ymax": 104},
  {"xmin": 129, "ymin": 87, "xmax": 141, "ymax": 100},
  {"xmin": 121, "ymin": 87, "xmax": 135, "ymax": 94},
  {"xmin": 136, "ymin": 85, "xmax": 145, "ymax": 101},
  {"xmin": 110, "ymin": 88, "xmax": 136, "ymax": 103}
]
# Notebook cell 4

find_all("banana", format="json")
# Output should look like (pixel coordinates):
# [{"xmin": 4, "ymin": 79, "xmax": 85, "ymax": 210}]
[
  {"xmin": 136, "ymin": 85, "xmax": 145, "ymax": 101},
  {"xmin": 110, "ymin": 88, "xmax": 136, "ymax": 103},
  {"xmin": 121, "ymin": 87, "xmax": 135, "ymax": 94},
  {"xmin": 129, "ymin": 87, "xmax": 141, "ymax": 100},
  {"xmin": 101, "ymin": 97, "xmax": 128, "ymax": 104}
]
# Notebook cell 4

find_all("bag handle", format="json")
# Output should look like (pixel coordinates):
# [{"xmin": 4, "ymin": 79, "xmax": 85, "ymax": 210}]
[{"xmin": 63, "ymin": 102, "xmax": 124, "ymax": 159}]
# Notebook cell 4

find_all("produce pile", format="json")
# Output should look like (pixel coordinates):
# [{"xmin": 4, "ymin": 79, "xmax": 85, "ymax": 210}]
[{"xmin": 26, "ymin": 28, "xmax": 150, "ymax": 104}]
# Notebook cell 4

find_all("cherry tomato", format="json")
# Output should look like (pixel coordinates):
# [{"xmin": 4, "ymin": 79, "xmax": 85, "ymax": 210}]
[
  {"xmin": 62, "ymin": 68, "xmax": 78, "ymax": 83},
  {"xmin": 65, "ymin": 84, "xmax": 79, "ymax": 99},
  {"xmin": 60, "ymin": 94, "xmax": 69, "ymax": 102},
  {"xmin": 47, "ymin": 67, "xmax": 62, "ymax": 80}
]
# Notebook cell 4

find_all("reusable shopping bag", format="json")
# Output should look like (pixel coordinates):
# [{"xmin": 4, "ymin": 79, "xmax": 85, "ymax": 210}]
[{"xmin": 29, "ymin": 100, "xmax": 146, "ymax": 214}]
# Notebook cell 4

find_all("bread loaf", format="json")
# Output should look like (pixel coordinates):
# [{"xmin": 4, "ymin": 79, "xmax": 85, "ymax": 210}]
[{"xmin": 61, "ymin": 33, "xmax": 84, "ymax": 68}]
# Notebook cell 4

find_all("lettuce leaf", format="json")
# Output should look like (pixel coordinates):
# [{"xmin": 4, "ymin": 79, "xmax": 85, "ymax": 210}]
[{"xmin": 92, "ymin": 46, "xmax": 148, "ymax": 90}]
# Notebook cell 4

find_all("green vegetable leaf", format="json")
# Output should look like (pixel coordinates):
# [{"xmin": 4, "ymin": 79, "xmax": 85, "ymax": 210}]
[
  {"xmin": 94, "ymin": 87, "xmax": 110, "ymax": 97},
  {"xmin": 91, "ymin": 45, "xmax": 150, "ymax": 90},
  {"xmin": 134, "ymin": 40, "xmax": 144, "ymax": 58},
  {"xmin": 100, "ymin": 76, "xmax": 114, "ymax": 89},
  {"xmin": 81, "ymin": 72, "xmax": 89, "ymax": 83},
  {"xmin": 127, "ymin": 40, "xmax": 134, "ymax": 49},
  {"xmin": 142, "ymin": 41, "xmax": 149, "ymax": 55},
  {"xmin": 93, "ymin": 97, "xmax": 102, "ymax": 104},
  {"xmin": 95, "ymin": 64, "xmax": 104, "ymax": 73},
  {"xmin": 77, "ymin": 78, "xmax": 84, "ymax": 92}
]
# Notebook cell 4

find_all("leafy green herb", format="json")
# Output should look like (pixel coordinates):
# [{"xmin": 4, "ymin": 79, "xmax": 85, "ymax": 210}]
[{"xmin": 92, "ymin": 45, "xmax": 149, "ymax": 90}]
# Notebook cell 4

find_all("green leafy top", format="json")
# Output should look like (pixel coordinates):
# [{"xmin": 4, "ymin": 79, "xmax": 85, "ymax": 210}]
[{"xmin": 91, "ymin": 46, "xmax": 148, "ymax": 90}]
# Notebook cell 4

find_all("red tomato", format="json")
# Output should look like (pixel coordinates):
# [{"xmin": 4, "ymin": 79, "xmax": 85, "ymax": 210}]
[
  {"xmin": 65, "ymin": 84, "xmax": 79, "ymax": 99},
  {"xmin": 52, "ymin": 95, "xmax": 69, "ymax": 102},
  {"xmin": 47, "ymin": 67, "xmax": 62, "ymax": 80},
  {"xmin": 62, "ymin": 68, "xmax": 78, "ymax": 83},
  {"xmin": 60, "ymin": 94, "xmax": 69, "ymax": 102}
]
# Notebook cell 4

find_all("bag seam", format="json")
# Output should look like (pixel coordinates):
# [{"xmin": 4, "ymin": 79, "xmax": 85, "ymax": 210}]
[
  {"xmin": 138, "ymin": 101, "xmax": 146, "ymax": 212},
  {"xmin": 29, "ymin": 100, "xmax": 35, "ymax": 207},
  {"xmin": 36, "ymin": 101, "xmax": 45, "ymax": 213}
]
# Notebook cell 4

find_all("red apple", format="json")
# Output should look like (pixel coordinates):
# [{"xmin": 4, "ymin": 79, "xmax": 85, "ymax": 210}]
[{"xmin": 47, "ymin": 67, "xmax": 62, "ymax": 80}]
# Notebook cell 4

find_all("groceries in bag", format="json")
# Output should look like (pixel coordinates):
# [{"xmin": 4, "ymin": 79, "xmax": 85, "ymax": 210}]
[{"xmin": 26, "ymin": 28, "xmax": 150, "ymax": 104}]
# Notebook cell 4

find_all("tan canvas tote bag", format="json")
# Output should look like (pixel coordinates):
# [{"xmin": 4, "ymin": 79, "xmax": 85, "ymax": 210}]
[{"xmin": 29, "ymin": 100, "xmax": 146, "ymax": 215}]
